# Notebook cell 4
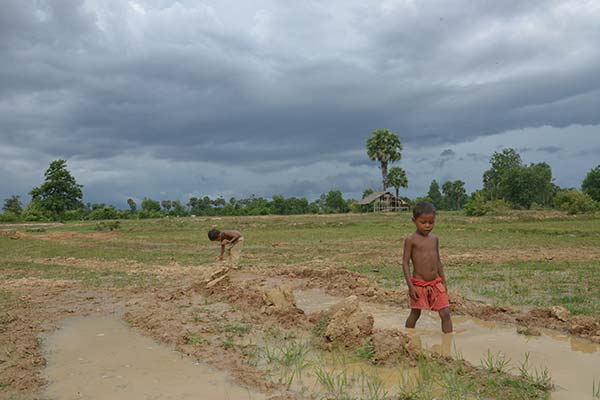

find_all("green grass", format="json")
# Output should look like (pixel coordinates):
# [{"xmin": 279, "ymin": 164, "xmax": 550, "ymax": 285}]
[
  {"xmin": 2, "ymin": 210, "xmax": 600, "ymax": 314},
  {"xmin": 0, "ymin": 260, "xmax": 155, "ymax": 288}
]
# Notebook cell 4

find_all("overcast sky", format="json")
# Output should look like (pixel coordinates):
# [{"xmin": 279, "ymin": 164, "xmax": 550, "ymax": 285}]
[{"xmin": 1, "ymin": 0, "xmax": 599, "ymax": 206}]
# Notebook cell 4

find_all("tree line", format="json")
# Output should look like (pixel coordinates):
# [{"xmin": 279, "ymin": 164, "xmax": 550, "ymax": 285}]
[{"xmin": 2, "ymin": 132, "xmax": 600, "ymax": 222}]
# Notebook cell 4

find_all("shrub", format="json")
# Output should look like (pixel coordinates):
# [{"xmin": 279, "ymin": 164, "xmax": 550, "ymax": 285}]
[
  {"xmin": 464, "ymin": 193, "xmax": 512, "ymax": 216},
  {"xmin": 95, "ymin": 221, "xmax": 120, "ymax": 231},
  {"xmin": 554, "ymin": 189, "xmax": 597, "ymax": 214},
  {"xmin": 0, "ymin": 212, "xmax": 20, "ymax": 223},
  {"xmin": 20, "ymin": 204, "xmax": 52, "ymax": 222}
]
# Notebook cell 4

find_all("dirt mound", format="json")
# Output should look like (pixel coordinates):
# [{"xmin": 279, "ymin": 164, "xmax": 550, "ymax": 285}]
[
  {"xmin": 193, "ymin": 269, "xmax": 306, "ymax": 328},
  {"xmin": 270, "ymin": 266, "xmax": 408, "ymax": 305},
  {"xmin": 371, "ymin": 329, "xmax": 417, "ymax": 364},
  {"xmin": 320, "ymin": 295, "xmax": 374, "ymax": 347},
  {"xmin": 450, "ymin": 291, "xmax": 514, "ymax": 320},
  {"xmin": 261, "ymin": 286, "xmax": 304, "ymax": 317},
  {"xmin": 568, "ymin": 315, "xmax": 600, "ymax": 336}
]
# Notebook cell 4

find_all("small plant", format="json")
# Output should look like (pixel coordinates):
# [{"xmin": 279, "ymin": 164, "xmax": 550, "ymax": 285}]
[
  {"xmin": 223, "ymin": 323, "xmax": 251, "ymax": 335},
  {"xmin": 518, "ymin": 352, "xmax": 553, "ymax": 391},
  {"xmin": 364, "ymin": 375, "xmax": 388, "ymax": 400},
  {"xmin": 314, "ymin": 366, "xmax": 350, "ymax": 399},
  {"xmin": 356, "ymin": 338, "xmax": 376, "ymax": 361},
  {"xmin": 221, "ymin": 335, "xmax": 235, "ymax": 349},
  {"xmin": 312, "ymin": 314, "xmax": 330, "ymax": 338},
  {"xmin": 593, "ymin": 378, "xmax": 600, "ymax": 399},
  {"xmin": 184, "ymin": 332, "xmax": 202, "ymax": 345},
  {"xmin": 481, "ymin": 350, "xmax": 511, "ymax": 374}
]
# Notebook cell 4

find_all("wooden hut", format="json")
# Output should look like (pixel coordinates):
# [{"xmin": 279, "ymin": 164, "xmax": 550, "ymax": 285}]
[{"xmin": 358, "ymin": 191, "xmax": 409, "ymax": 212}]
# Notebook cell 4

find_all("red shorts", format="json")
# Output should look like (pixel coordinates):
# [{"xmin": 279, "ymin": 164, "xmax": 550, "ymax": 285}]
[{"xmin": 409, "ymin": 277, "xmax": 449, "ymax": 311}]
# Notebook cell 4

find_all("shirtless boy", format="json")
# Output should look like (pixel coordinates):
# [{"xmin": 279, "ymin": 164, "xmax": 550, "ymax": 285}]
[
  {"xmin": 208, "ymin": 228, "xmax": 244, "ymax": 269},
  {"xmin": 402, "ymin": 202, "xmax": 452, "ymax": 333}
]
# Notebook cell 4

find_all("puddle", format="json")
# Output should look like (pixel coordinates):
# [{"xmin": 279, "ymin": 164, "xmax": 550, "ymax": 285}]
[
  {"xmin": 295, "ymin": 288, "xmax": 600, "ymax": 400},
  {"xmin": 42, "ymin": 315, "xmax": 265, "ymax": 400}
]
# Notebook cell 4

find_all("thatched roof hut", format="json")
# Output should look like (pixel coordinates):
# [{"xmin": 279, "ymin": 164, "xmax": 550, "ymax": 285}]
[{"xmin": 358, "ymin": 191, "xmax": 409, "ymax": 212}]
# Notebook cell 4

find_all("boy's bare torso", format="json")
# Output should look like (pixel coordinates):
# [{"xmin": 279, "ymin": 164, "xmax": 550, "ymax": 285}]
[
  {"xmin": 220, "ymin": 230, "xmax": 242, "ymax": 244},
  {"xmin": 406, "ymin": 232, "xmax": 441, "ymax": 282}
]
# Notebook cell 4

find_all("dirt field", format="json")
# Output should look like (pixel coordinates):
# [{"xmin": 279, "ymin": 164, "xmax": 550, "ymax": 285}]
[{"xmin": 1, "ymin": 211, "xmax": 599, "ymax": 399}]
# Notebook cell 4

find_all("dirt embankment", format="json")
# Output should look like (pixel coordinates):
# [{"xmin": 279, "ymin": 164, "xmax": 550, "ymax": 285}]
[{"xmin": 263, "ymin": 266, "xmax": 600, "ymax": 342}]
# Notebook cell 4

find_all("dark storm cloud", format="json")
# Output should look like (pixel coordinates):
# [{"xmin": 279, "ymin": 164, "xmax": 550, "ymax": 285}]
[
  {"xmin": 1, "ymin": 0, "xmax": 600, "ymax": 203},
  {"xmin": 434, "ymin": 149, "xmax": 456, "ymax": 168}
]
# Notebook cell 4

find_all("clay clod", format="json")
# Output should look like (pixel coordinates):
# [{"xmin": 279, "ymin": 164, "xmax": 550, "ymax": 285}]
[
  {"xmin": 550, "ymin": 306, "xmax": 570, "ymax": 322},
  {"xmin": 323, "ymin": 295, "xmax": 374, "ymax": 347},
  {"xmin": 568, "ymin": 315, "xmax": 599, "ymax": 335},
  {"xmin": 262, "ymin": 285, "xmax": 303, "ymax": 316}
]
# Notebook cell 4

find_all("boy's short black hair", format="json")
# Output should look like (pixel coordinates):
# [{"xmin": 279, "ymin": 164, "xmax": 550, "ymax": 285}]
[
  {"xmin": 208, "ymin": 228, "xmax": 220, "ymax": 241},
  {"xmin": 413, "ymin": 201, "xmax": 436, "ymax": 218}
]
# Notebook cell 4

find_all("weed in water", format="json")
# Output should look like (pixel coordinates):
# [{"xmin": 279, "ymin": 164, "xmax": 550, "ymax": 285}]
[
  {"xmin": 480, "ymin": 349, "xmax": 511, "ymax": 374},
  {"xmin": 593, "ymin": 378, "xmax": 600, "ymax": 399},
  {"xmin": 314, "ymin": 366, "xmax": 350, "ymax": 400},
  {"xmin": 364, "ymin": 375, "xmax": 389, "ymax": 400},
  {"xmin": 518, "ymin": 352, "xmax": 553, "ymax": 391}
]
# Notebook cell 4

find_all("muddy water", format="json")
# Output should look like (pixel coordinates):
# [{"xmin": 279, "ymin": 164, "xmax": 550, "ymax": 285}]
[
  {"xmin": 295, "ymin": 288, "xmax": 600, "ymax": 400},
  {"xmin": 42, "ymin": 315, "xmax": 265, "ymax": 400}
]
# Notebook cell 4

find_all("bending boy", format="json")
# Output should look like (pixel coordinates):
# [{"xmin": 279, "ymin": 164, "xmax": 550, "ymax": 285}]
[{"xmin": 208, "ymin": 228, "xmax": 244, "ymax": 269}]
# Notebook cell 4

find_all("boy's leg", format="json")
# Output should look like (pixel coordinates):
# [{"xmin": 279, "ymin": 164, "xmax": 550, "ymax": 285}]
[
  {"xmin": 229, "ymin": 238, "xmax": 244, "ymax": 269},
  {"xmin": 405, "ymin": 309, "xmax": 421, "ymax": 328},
  {"xmin": 438, "ymin": 307, "xmax": 453, "ymax": 333}
]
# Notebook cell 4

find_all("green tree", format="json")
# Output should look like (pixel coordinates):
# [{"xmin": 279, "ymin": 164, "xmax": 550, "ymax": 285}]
[
  {"xmin": 362, "ymin": 188, "xmax": 375, "ymax": 199},
  {"xmin": 127, "ymin": 198, "xmax": 137, "ymax": 213},
  {"xmin": 582, "ymin": 165, "xmax": 600, "ymax": 202},
  {"xmin": 500, "ymin": 163, "xmax": 553, "ymax": 208},
  {"xmin": 366, "ymin": 129, "xmax": 403, "ymax": 190},
  {"xmin": 324, "ymin": 190, "xmax": 349, "ymax": 213},
  {"xmin": 427, "ymin": 180, "xmax": 443, "ymax": 209},
  {"xmin": 483, "ymin": 149, "xmax": 522, "ymax": 200},
  {"xmin": 29, "ymin": 159, "xmax": 83, "ymax": 219},
  {"xmin": 3, "ymin": 195, "xmax": 23, "ymax": 215},
  {"xmin": 161, "ymin": 200, "xmax": 172, "ymax": 211},
  {"xmin": 171, "ymin": 200, "xmax": 187, "ymax": 216},
  {"xmin": 141, "ymin": 198, "xmax": 161, "ymax": 213},
  {"xmin": 442, "ymin": 180, "xmax": 467, "ymax": 210},
  {"xmin": 387, "ymin": 166, "xmax": 408, "ymax": 199}
]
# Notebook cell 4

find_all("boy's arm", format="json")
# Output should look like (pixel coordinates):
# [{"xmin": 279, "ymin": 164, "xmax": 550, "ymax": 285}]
[
  {"xmin": 436, "ymin": 236, "xmax": 447, "ymax": 288},
  {"xmin": 218, "ymin": 240, "xmax": 227, "ymax": 260},
  {"xmin": 402, "ymin": 237, "xmax": 419, "ymax": 300}
]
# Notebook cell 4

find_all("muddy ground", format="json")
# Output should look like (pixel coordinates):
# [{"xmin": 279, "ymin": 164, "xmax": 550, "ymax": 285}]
[{"xmin": 2, "ymin": 258, "xmax": 599, "ymax": 399}]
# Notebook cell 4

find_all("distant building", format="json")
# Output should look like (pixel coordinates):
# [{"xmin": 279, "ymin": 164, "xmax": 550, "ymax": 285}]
[{"xmin": 358, "ymin": 191, "xmax": 409, "ymax": 212}]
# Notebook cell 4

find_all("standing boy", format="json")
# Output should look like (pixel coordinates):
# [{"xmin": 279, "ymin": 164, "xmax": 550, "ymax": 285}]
[
  {"xmin": 208, "ymin": 228, "xmax": 244, "ymax": 269},
  {"xmin": 402, "ymin": 202, "xmax": 452, "ymax": 333}
]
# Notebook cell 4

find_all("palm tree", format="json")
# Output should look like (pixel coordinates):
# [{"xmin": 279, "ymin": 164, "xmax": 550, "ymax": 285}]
[
  {"xmin": 387, "ymin": 167, "xmax": 408, "ymax": 199},
  {"xmin": 366, "ymin": 129, "xmax": 403, "ymax": 190}
]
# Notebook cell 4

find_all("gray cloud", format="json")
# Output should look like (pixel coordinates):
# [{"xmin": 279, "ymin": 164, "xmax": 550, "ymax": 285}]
[
  {"xmin": 536, "ymin": 146, "xmax": 561, "ymax": 153},
  {"xmin": 434, "ymin": 149, "xmax": 456, "ymax": 168},
  {"xmin": 1, "ymin": 0, "xmax": 600, "ymax": 204}
]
